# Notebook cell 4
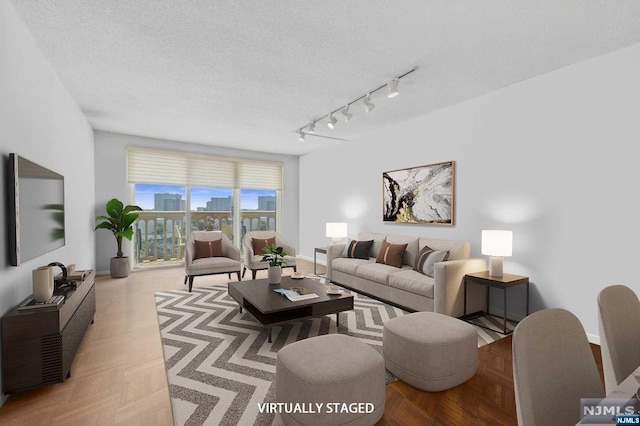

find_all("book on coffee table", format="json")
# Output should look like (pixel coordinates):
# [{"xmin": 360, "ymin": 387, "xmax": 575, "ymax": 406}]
[{"xmin": 273, "ymin": 287, "xmax": 319, "ymax": 302}]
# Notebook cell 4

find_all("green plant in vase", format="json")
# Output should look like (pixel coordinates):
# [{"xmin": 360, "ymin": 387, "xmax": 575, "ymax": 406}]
[
  {"xmin": 95, "ymin": 198, "xmax": 143, "ymax": 278},
  {"xmin": 261, "ymin": 244, "xmax": 288, "ymax": 284}
]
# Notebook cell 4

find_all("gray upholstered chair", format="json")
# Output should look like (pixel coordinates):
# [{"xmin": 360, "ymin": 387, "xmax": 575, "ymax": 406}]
[
  {"xmin": 184, "ymin": 231, "xmax": 241, "ymax": 292},
  {"xmin": 598, "ymin": 285, "xmax": 640, "ymax": 392},
  {"xmin": 242, "ymin": 231, "xmax": 297, "ymax": 279},
  {"xmin": 512, "ymin": 308, "xmax": 604, "ymax": 426}
]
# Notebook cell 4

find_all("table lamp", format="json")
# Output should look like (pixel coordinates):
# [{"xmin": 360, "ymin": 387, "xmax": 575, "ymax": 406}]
[
  {"xmin": 481, "ymin": 230, "xmax": 512, "ymax": 278},
  {"xmin": 326, "ymin": 222, "xmax": 347, "ymax": 244}
]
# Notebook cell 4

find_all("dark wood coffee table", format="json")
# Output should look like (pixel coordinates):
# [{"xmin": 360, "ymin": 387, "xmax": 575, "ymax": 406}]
[{"xmin": 228, "ymin": 276, "xmax": 354, "ymax": 342}]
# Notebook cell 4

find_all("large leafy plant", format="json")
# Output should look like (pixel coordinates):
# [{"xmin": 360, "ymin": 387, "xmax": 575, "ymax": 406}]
[
  {"xmin": 260, "ymin": 244, "xmax": 288, "ymax": 267},
  {"xmin": 95, "ymin": 198, "xmax": 143, "ymax": 258}
]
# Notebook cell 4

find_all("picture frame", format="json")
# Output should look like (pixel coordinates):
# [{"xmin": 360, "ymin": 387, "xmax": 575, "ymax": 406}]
[{"xmin": 382, "ymin": 161, "xmax": 455, "ymax": 225}]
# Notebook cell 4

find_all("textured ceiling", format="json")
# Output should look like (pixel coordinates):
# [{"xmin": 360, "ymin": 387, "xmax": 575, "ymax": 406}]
[{"xmin": 9, "ymin": 1, "xmax": 640, "ymax": 156}]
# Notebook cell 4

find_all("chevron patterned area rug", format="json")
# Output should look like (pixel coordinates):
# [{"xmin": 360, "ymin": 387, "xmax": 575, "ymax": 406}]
[{"xmin": 155, "ymin": 280, "xmax": 509, "ymax": 426}]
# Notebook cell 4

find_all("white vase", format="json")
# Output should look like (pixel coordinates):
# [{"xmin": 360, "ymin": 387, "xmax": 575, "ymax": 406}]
[
  {"xmin": 32, "ymin": 266, "xmax": 54, "ymax": 302},
  {"xmin": 268, "ymin": 266, "xmax": 282, "ymax": 284}
]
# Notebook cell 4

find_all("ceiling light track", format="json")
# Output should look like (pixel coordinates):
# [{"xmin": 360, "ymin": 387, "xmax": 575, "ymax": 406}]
[
  {"xmin": 295, "ymin": 66, "xmax": 417, "ymax": 141},
  {"xmin": 296, "ymin": 132, "xmax": 349, "ymax": 142}
]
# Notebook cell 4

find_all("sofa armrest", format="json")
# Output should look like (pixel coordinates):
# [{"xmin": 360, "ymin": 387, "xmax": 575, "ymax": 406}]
[
  {"xmin": 433, "ymin": 258, "xmax": 487, "ymax": 317},
  {"xmin": 326, "ymin": 244, "xmax": 346, "ymax": 281}
]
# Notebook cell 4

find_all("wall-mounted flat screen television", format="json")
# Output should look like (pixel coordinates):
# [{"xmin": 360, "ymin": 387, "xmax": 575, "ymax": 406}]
[{"xmin": 8, "ymin": 154, "xmax": 65, "ymax": 266}]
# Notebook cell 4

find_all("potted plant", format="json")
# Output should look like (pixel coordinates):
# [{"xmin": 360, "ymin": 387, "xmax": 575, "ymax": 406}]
[
  {"xmin": 261, "ymin": 244, "xmax": 288, "ymax": 284},
  {"xmin": 95, "ymin": 198, "xmax": 143, "ymax": 278}
]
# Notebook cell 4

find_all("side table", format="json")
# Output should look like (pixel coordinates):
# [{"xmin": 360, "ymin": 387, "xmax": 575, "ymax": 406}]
[
  {"xmin": 462, "ymin": 270, "xmax": 529, "ymax": 334},
  {"xmin": 313, "ymin": 246, "xmax": 328, "ymax": 275}
]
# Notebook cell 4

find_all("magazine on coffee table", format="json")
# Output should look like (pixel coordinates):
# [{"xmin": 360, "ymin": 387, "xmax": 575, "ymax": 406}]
[{"xmin": 273, "ymin": 287, "xmax": 319, "ymax": 302}]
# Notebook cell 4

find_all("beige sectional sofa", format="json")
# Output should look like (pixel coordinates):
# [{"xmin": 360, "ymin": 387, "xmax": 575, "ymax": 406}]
[{"xmin": 326, "ymin": 232, "xmax": 486, "ymax": 317}]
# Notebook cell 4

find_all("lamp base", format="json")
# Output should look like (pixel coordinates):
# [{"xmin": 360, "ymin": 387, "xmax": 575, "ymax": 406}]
[
  {"xmin": 488, "ymin": 256, "xmax": 503, "ymax": 278},
  {"xmin": 331, "ymin": 237, "xmax": 343, "ymax": 244}
]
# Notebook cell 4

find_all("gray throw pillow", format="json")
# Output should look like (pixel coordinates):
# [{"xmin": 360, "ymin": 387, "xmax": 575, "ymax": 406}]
[
  {"xmin": 342, "ymin": 240, "xmax": 374, "ymax": 260},
  {"xmin": 414, "ymin": 246, "xmax": 450, "ymax": 277}
]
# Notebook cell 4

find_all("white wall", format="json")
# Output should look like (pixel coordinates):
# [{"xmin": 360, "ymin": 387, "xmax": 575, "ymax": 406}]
[
  {"xmin": 0, "ymin": 0, "xmax": 94, "ymax": 402},
  {"xmin": 300, "ymin": 43, "xmax": 640, "ymax": 339},
  {"xmin": 94, "ymin": 131, "xmax": 300, "ymax": 273}
]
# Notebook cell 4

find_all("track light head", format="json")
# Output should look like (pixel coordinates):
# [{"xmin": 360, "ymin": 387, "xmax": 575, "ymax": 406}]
[
  {"xmin": 297, "ymin": 131, "xmax": 306, "ymax": 142},
  {"xmin": 340, "ymin": 106, "xmax": 353, "ymax": 122},
  {"xmin": 306, "ymin": 122, "xmax": 316, "ymax": 133},
  {"xmin": 327, "ymin": 114, "xmax": 337, "ymax": 129},
  {"xmin": 387, "ymin": 79, "xmax": 399, "ymax": 98},
  {"xmin": 364, "ymin": 94, "xmax": 375, "ymax": 113}
]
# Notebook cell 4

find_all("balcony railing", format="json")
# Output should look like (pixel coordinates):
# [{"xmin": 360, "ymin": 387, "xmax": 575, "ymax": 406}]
[{"xmin": 135, "ymin": 210, "xmax": 277, "ymax": 266}]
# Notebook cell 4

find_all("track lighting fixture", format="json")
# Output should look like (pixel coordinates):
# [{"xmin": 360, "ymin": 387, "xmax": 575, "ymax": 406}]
[
  {"xmin": 387, "ymin": 79, "xmax": 399, "ymax": 98},
  {"xmin": 363, "ymin": 94, "xmax": 375, "ymax": 113},
  {"xmin": 306, "ymin": 122, "xmax": 316, "ymax": 133},
  {"xmin": 340, "ymin": 106, "xmax": 352, "ymax": 122},
  {"xmin": 295, "ymin": 66, "xmax": 416, "ymax": 142},
  {"xmin": 327, "ymin": 114, "xmax": 337, "ymax": 129}
]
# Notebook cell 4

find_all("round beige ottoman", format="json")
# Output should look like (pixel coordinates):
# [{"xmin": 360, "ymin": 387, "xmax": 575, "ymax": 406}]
[
  {"xmin": 383, "ymin": 312, "xmax": 477, "ymax": 392},
  {"xmin": 276, "ymin": 334, "xmax": 385, "ymax": 426}
]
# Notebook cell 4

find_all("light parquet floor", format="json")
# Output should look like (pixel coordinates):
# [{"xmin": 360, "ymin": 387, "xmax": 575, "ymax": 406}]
[{"xmin": 0, "ymin": 260, "xmax": 603, "ymax": 426}]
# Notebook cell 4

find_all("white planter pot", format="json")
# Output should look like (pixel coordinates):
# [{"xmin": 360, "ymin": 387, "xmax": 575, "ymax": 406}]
[
  {"xmin": 268, "ymin": 266, "xmax": 282, "ymax": 284},
  {"xmin": 110, "ymin": 257, "xmax": 130, "ymax": 278}
]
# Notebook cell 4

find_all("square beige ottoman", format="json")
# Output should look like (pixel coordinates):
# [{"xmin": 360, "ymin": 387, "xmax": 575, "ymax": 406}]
[
  {"xmin": 383, "ymin": 312, "xmax": 477, "ymax": 392},
  {"xmin": 276, "ymin": 334, "xmax": 385, "ymax": 426}
]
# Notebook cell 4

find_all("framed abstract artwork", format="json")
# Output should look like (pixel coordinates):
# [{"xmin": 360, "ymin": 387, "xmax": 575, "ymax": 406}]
[{"xmin": 383, "ymin": 161, "xmax": 455, "ymax": 225}]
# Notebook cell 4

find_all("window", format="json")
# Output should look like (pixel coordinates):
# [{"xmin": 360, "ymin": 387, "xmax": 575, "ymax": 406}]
[
  {"xmin": 127, "ymin": 148, "xmax": 283, "ymax": 267},
  {"xmin": 134, "ymin": 184, "xmax": 186, "ymax": 265}
]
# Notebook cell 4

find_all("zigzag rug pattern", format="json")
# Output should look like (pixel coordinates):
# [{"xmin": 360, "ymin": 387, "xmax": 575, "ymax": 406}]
[{"xmin": 155, "ymin": 283, "xmax": 507, "ymax": 426}]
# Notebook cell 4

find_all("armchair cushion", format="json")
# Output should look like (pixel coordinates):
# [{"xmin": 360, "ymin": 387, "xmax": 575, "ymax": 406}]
[
  {"xmin": 194, "ymin": 239, "xmax": 223, "ymax": 259},
  {"xmin": 252, "ymin": 237, "xmax": 276, "ymax": 254}
]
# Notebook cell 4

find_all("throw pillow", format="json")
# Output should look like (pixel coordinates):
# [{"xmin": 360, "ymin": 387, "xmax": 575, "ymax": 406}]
[
  {"xmin": 252, "ymin": 237, "xmax": 276, "ymax": 254},
  {"xmin": 342, "ymin": 240, "xmax": 374, "ymax": 260},
  {"xmin": 414, "ymin": 246, "xmax": 450, "ymax": 277},
  {"xmin": 375, "ymin": 240, "xmax": 408, "ymax": 268},
  {"xmin": 194, "ymin": 239, "xmax": 224, "ymax": 259}
]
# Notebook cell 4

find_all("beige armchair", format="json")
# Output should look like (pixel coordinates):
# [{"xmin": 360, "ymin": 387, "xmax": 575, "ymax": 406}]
[
  {"xmin": 598, "ymin": 285, "xmax": 640, "ymax": 392},
  {"xmin": 184, "ymin": 231, "xmax": 241, "ymax": 292},
  {"xmin": 512, "ymin": 309, "xmax": 604, "ymax": 426},
  {"xmin": 242, "ymin": 231, "xmax": 297, "ymax": 280}
]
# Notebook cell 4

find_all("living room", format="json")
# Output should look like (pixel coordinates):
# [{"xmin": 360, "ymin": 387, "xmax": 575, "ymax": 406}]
[{"xmin": 2, "ymin": 1, "xmax": 640, "ymax": 425}]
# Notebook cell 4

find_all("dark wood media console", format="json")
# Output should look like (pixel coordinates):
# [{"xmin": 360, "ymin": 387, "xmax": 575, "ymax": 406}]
[{"xmin": 1, "ymin": 270, "xmax": 96, "ymax": 394}]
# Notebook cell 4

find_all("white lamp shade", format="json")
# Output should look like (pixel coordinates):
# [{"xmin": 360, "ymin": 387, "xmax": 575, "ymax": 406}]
[
  {"xmin": 481, "ymin": 230, "xmax": 513, "ymax": 256},
  {"xmin": 326, "ymin": 222, "xmax": 347, "ymax": 238}
]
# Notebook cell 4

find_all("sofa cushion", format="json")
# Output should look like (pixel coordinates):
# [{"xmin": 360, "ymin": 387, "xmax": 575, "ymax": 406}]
[
  {"xmin": 342, "ymin": 240, "xmax": 374, "ymax": 260},
  {"xmin": 414, "ymin": 246, "xmax": 450, "ymax": 277},
  {"xmin": 386, "ymin": 235, "xmax": 419, "ymax": 267},
  {"xmin": 356, "ymin": 263, "xmax": 408, "ymax": 285},
  {"xmin": 376, "ymin": 240, "xmax": 407, "ymax": 268},
  {"xmin": 252, "ymin": 237, "xmax": 276, "ymax": 254},
  {"xmin": 388, "ymin": 269, "xmax": 435, "ymax": 298},
  {"xmin": 194, "ymin": 239, "xmax": 223, "ymax": 259},
  {"xmin": 332, "ymin": 257, "xmax": 372, "ymax": 275},
  {"xmin": 358, "ymin": 232, "xmax": 386, "ymax": 258},
  {"xmin": 419, "ymin": 238, "xmax": 470, "ymax": 261}
]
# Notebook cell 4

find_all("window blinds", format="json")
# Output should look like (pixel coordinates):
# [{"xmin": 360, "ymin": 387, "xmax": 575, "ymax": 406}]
[{"xmin": 127, "ymin": 147, "xmax": 282, "ymax": 190}]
